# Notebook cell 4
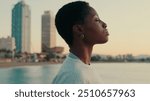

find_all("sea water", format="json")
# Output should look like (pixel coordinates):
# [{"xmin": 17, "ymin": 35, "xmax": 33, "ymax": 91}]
[{"xmin": 0, "ymin": 63, "xmax": 150, "ymax": 84}]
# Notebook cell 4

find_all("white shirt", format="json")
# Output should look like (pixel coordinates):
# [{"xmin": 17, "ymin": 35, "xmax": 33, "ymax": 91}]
[{"xmin": 52, "ymin": 53, "xmax": 101, "ymax": 84}]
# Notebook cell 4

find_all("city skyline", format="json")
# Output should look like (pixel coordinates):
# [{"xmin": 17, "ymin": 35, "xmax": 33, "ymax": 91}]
[{"xmin": 0, "ymin": 0, "xmax": 150, "ymax": 55}]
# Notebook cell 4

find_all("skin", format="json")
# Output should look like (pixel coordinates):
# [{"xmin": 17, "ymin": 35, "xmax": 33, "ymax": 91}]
[{"xmin": 70, "ymin": 7, "xmax": 109, "ymax": 65}]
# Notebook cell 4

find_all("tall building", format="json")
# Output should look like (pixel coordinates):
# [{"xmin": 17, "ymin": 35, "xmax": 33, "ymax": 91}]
[
  {"xmin": 42, "ymin": 11, "xmax": 56, "ymax": 52},
  {"xmin": 12, "ymin": 0, "xmax": 31, "ymax": 53}
]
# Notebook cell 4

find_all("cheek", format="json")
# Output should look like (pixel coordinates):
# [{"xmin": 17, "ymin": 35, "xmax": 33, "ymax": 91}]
[
  {"xmin": 85, "ymin": 26, "xmax": 106, "ymax": 43},
  {"xmin": 94, "ymin": 29, "xmax": 108, "ymax": 43}
]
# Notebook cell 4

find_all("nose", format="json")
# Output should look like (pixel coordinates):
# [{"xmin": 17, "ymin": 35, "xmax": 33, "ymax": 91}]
[{"xmin": 102, "ymin": 21, "xmax": 107, "ymax": 28}]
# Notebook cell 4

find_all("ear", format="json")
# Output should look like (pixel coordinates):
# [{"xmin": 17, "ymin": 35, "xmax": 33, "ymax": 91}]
[{"xmin": 72, "ymin": 24, "xmax": 84, "ymax": 35}]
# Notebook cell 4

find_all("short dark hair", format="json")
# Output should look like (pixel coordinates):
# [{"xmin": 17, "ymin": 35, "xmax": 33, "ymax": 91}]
[{"xmin": 55, "ymin": 1, "xmax": 91, "ymax": 47}]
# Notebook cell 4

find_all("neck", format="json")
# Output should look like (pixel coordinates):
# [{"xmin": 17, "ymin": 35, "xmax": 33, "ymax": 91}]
[{"xmin": 70, "ymin": 44, "xmax": 93, "ymax": 65}]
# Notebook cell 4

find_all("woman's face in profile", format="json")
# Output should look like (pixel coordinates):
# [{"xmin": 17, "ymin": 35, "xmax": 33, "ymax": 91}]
[{"xmin": 82, "ymin": 7, "xmax": 109, "ymax": 45}]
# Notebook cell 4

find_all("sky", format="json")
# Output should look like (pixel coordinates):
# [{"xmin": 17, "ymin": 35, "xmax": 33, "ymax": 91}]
[{"xmin": 0, "ymin": 0, "xmax": 150, "ymax": 56}]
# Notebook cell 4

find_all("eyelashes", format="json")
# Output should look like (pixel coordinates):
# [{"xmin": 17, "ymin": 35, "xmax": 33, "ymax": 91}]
[{"xmin": 95, "ymin": 18, "xmax": 101, "ymax": 23}]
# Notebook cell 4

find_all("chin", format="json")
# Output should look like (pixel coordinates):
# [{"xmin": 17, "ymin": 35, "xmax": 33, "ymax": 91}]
[
  {"xmin": 103, "ymin": 37, "xmax": 109, "ymax": 43},
  {"xmin": 101, "ymin": 41, "xmax": 108, "ymax": 44}
]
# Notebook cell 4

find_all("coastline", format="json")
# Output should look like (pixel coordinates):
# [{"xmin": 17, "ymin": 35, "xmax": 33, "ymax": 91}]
[
  {"xmin": 0, "ymin": 62, "xmax": 59, "ymax": 68},
  {"xmin": 1, "ymin": 61, "xmax": 149, "ymax": 68}
]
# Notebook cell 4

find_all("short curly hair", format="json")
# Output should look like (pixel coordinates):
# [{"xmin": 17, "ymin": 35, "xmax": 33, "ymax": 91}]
[{"xmin": 55, "ymin": 1, "xmax": 91, "ymax": 47}]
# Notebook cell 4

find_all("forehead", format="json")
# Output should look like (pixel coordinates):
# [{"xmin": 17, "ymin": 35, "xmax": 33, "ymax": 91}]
[
  {"xmin": 89, "ymin": 7, "xmax": 98, "ymax": 16},
  {"xmin": 85, "ymin": 7, "xmax": 99, "ymax": 20}
]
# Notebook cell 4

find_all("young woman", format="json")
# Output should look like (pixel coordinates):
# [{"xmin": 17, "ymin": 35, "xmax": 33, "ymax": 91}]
[{"xmin": 52, "ymin": 1, "xmax": 109, "ymax": 84}]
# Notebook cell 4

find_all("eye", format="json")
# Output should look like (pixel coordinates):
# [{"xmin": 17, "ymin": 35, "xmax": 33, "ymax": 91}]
[{"xmin": 95, "ymin": 18, "xmax": 101, "ymax": 23}]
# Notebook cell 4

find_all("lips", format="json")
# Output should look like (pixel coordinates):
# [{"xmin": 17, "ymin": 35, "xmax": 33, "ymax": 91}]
[{"xmin": 105, "ymin": 30, "xmax": 109, "ymax": 36}]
